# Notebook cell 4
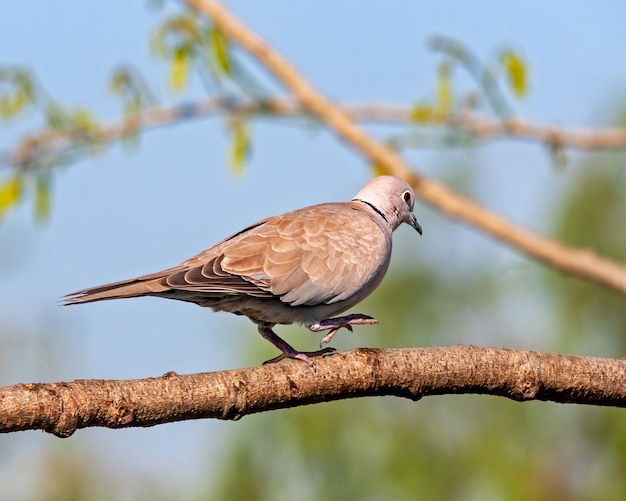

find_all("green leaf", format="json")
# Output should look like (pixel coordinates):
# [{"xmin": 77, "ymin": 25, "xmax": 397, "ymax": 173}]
[
  {"xmin": 0, "ymin": 68, "xmax": 36, "ymax": 121},
  {"xmin": 45, "ymin": 102, "xmax": 70, "ymax": 130},
  {"xmin": 0, "ymin": 177, "xmax": 22, "ymax": 219},
  {"xmin": 70, "ymin": 108, "xmax": 99, "ymax": 133},
  {"xmin": 109, "ymin": 67, "xmax": 131, "ymax": 95},
  {"xmin": 151, "ymin": 14, "xmax": 200, "ymax": 58},
  {"xmin": 210, "ymin": 27, "xmax": 232, "ymax": 75},
  {"xmin": 500, "ymin": 50, "xmax": 528, "ymax": 98},
  {"xmin": 370, "ymin": 162, "xmax": 388, "ymax": 177},
  {"xmin": 13, "ymin": 69, "xmax": 36, "ymax": 102},
  {"xmin": 34, "ymin": 176, "xmax": 51, "ymax": 221},
  {"xmin": 170, "ymin": 47, "xmax": 190, "ymax": 91},
  {"xmin": 0, "ymin": 94, "xmax": 17, "ymax": 120},
  {"xmin": 150, "ymin": 25, "xmax": 167, "ymax": 58},
  {"xmin": 109, "ymin": 66, "xmax": 156, "ymax": 114},
  {"xmin": 435, "ymin": 61, "xmax": 453, "ymax": 113},
  {"xmin": 410, "ymin": 104, "xmax": 436, "ymax": 123},
  {"xmin": 228, "ymin": 119, "xmax": 250, "ymax": 174},
  {"xmin": 0, "ymin": 91, "xmax": 26, "ymax": 121}
]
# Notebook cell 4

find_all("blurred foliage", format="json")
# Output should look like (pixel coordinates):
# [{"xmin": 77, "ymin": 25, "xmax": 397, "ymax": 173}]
[
  {"xmin": 428, "ymin": 35, "xmax": 527, "ymax": 119},
  {"xmin": 500, "ymin": 49, "xmax": 529, "ymax": 98},
  {"xmin": 109, "ymin": 65, "xmax": 157, "ymax": 115},
  {"xmin": 405, "ymin": 36, "xmax": 528, "ymax": 150},
  {"xmin": 436, "ymin": 60, "xmax": 453, "ymax": 114},
  {"xmin": 209, "ymin": 26, "xmax": 232, "ymax": 76},
  {"xmin": 0, "ymin": 172, "xmax": 52, "ymax": 223},
  {"xmin": 550, "ymin": 155, "xmax": 626, "ymax": 356},
  {"xmin": 34, "ymin": 175, "xmax": 52, "ymax": 221},
  {"xmin": 0, "ymin": 67, "xmax": 37, "ymax": 122},
  {"xmin": 1, "ymin": 11, "xmax": 536, "ymax": 223},
  {"xmin": 0, "ymin": 176, "xmax": 22, "ymax": 220},
  {"xmin": 408, "ymin": 61, "xmax": 454, "ymax": 125},
  {"xmin": 227, "ymin": 116, "xmax": 251, "ymax": 174},
  {"xmin": 150, "ymin": 13, "xmax": 233, "ymax": 91}
]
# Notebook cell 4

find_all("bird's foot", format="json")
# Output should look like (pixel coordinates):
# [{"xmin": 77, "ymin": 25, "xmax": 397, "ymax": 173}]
[
  {"xmin": 263, "ymin": 346, "xmax": 337, "ymax": 369},
  {"xmin": 258, "ymin": 323, "xmax": 336, "ymax": 370},
  {"xmin": 308, "ymin": 313, "xmax": 378, "ymax": 348}
]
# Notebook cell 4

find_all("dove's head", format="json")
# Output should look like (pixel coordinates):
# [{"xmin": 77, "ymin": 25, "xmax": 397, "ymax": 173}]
[{"xmin": 353, "ymin": 176, "xmax": 422, "ymax": 234}]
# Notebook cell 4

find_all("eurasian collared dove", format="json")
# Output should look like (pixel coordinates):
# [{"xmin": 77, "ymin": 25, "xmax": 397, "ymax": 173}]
[{"xmin": 63, "ymin": 176, "xmax": 422, "ymax": 366}]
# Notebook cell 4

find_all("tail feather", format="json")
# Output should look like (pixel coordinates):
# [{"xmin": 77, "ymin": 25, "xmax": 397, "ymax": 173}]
[{"xmin": 62, "ymin": 276, "xmax": 169, "ymax": 305}]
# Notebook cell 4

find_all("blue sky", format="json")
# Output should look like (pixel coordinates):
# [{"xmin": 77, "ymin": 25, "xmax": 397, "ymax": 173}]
[{"xmin": 1, "ymin": 1, "xmax": 625, "ymax": 496}]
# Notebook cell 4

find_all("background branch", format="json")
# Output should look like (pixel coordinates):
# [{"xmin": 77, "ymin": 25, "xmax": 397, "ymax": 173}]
[
  {"xmin": 189, "ymin": 0, "xmax": 626, "ymax": 296},
  {"xmin": 2, "ymin": 346, "xmax": 624, "ymax": 437},
  {"xmin": 5, "ymin": 96, "xmax": 626, "ymax": 170}
]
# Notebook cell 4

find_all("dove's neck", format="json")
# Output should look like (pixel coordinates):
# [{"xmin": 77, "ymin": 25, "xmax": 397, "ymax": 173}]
[
  {"xmin": 352, "ymin": 195, "xmax": 402, "ymax": 231},
  {"xmin": 352, "ymin": 198, "xmax": 388, "ymax": 224}
]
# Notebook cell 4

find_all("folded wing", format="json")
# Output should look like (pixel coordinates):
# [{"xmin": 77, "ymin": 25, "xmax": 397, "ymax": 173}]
[{"xmin": 63, "ymin": 202, "xmax": 389, "ymax": 308}]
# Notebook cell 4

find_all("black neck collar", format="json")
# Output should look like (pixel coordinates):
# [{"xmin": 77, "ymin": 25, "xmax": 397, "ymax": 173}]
[{"xmin": 352, "ymin": 198, "xmax": 388, "ymax": 223}]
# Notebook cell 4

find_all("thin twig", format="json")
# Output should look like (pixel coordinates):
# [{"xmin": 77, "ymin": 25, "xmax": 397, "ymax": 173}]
[{"xmin": 4, "ymin": 96, "xmax": 626, "ymax": 170}]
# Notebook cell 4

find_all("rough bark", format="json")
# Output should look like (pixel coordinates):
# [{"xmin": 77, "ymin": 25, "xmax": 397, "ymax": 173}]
[{"xmin": 1, "ymin": 346, "xmax": 625, "ymax": 437}]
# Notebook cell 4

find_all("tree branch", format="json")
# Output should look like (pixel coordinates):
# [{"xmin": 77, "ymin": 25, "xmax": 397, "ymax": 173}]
[
  {"xmin": 445, "ymin": 112, "xmax": 626, "ymax": 148},
  {"xmin": 1, "ymin": 346, "xmax": 624, "ymax": 437},
  {"xmin": 4, "ymin": 96, "xmax": 626, "ymax": 170},
  {"xmin": 189, "ymin": 0, "xmax": 626, "ymax": 296}
]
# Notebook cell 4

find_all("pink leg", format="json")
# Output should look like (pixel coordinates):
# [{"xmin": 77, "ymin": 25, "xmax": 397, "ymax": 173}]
[
  {"xmin": 307, "ymin": 313, "xmax": 378, "ymax": 348},
  {"xmin": 258, "ymin": 323, "xmax": 335, "ymax": 370}
]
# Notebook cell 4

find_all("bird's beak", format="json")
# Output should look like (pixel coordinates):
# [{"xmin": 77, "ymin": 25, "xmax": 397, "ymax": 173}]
[{"xmin": 409, "ymin": 214, "xmax": 422, "ymax": 235}]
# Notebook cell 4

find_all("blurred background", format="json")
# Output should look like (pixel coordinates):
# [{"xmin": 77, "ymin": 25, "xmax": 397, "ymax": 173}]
[{"xmin": 1, "ymin": 1, "xmax": 626, "ymax": 499}]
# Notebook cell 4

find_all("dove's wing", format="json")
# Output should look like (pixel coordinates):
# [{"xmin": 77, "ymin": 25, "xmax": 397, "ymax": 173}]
[{"xmin": 164, "ymin": 202, "xmax": 390, "ymax": 306}]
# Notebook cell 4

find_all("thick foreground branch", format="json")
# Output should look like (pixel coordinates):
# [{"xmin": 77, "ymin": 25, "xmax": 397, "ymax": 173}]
[{"xmin": 1, "ymin": 346, "xmax": 625, "ymax": 437}]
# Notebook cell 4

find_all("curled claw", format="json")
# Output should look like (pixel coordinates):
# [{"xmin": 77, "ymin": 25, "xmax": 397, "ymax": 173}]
[
  {"xmin": 259, "ymin": 323, "xmax": 337, "ymax": 370},
  {"xmin": 309, "ymin": 313, "xmax": 378, "ymax": 349},
  {"xmin": 320, "ymin": 325, "xmax": 353, "ymax": 348}
]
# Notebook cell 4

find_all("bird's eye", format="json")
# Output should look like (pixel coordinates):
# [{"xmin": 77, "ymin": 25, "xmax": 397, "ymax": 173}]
[{"xmin": 403, "ymin": 191, "xmax": 412, "ymax": 204}]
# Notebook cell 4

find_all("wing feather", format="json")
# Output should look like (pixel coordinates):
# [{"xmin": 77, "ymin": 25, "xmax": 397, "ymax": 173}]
[
  {"xmin": 63, "ymin": 202, "xmax": 390, "ymax": 308},
  {"xmin": 213, "ymin": 203, "xmax": 389, "ymax": 306}
]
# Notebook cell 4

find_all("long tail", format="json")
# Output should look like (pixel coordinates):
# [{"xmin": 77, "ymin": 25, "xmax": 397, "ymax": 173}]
[{"xmin": 62, "ymin": 273, "xmax": 169, "ymax": 305}]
